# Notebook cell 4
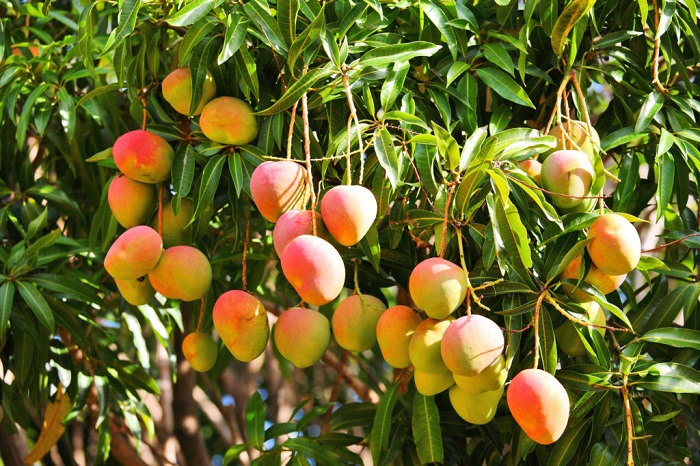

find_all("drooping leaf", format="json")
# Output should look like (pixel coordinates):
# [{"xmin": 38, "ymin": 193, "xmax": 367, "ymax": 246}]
[
  {"xmin": 476, "ymin": 67, "xmax": 535, "ymax": 108},
  {"xmin": 256, "ymin": 68, "xmax": 334, "ymax": 116},
  {"xmin": 551, "ymin": 0, "xmax": 596, "ymax": 58},
  {"xmin": 359, "ymin": 42, "xmax": 442, "ymax": 68},
  {"xmin": 370, "ymin": 383, "xmax": 398, "ymax": 464},
  {"xmin": 16, "ymin": 280, "xmax": 55, "ymax": 332},
  {"xmin": 245, "ymin": 391, "xmax": 266, "ymax": 450},
  {"xmin": 166, "ymin": 0, "xmax": 225, "ymax": 27},
  {"xmin": 412, "ymin": 394, "xmax": 443, "ymax": 464}
]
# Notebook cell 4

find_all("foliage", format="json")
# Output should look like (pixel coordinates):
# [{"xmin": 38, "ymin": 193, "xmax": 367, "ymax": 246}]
[{"xmin": 1, "ymin": 0, "xmax": 699, "ymax": 464}]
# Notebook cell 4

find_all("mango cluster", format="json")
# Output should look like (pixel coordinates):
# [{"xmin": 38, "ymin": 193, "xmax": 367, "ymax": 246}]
[{"xmin": 212, "ymin": 160, "xmax": 379, "ymax": 367}]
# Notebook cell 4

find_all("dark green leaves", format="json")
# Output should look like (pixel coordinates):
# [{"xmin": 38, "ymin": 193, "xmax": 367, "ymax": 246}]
[
  {"xmin": 551, "ymin": 0, "xmax": 596, "ymax": 57},
  {"xmin": 16, "ymin": 280, "xmax": 54, "ymax": 332},
  {"xmin": 476, "ymin": 68, "xmax": 534, "ymax": 108},
  {"xmin": 246, "ymin": 391, "xmax": 266, "ymax": 450},
  {"xmin": 0, "ymin": 281, "xmax": 14, "ymax": 340},
  {"xmin": 370, "ymin": 383, "xmax": 398, "ymax": 464},
  {"xmin": 374, "ymin": 128, "xmax": 400, "ymax": 189},
  {"xmin": 166, "ymin": 0, "xmax": 225, "ymax": 27},
  {"xmin": 412, "ymin": 394, "xmax": 443, "ymax": 464},
  {"xmin": 359, "ymin": 42, "xmax": 441, "ymax": 68},
  {"xmin": 256, "ymin": 68, "xmax": 334, "ymax": 116}
]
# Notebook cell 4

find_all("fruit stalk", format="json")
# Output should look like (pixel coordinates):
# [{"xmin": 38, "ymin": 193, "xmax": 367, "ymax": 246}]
[
  {"xmin": 342, "ymin": 68, "xmax": 365, "ymax": 183},
  {"xmin": 301, "ymin": 92, "xmax": 317, "ymax": 236}
]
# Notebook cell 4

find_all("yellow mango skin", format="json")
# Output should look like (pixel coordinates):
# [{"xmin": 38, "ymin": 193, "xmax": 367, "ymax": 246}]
[
  {"xmin": 332, "ymin": 294, "xmax": 386, "ymax": 353},
  {"xmin": 274, "ymin": 307, "xmax": 330, "ymax": 368},
  {"xmin": 108, "ymin": 175, "xmax": 157, "ymax": 229},
  {"xmin": 449, "ymin": 384, "xmax": 504, "ymax": 425},
  {"xmin": 115, "ymin": 276, "xmax": 156, "ymax": 306},
  {"xmin": 153, "ymin": 198, "xmax": 194, "ymax": 248},
  {"xmin": 250, "ymin": 161, "xmax": 310, "ymax": 223},
  {"xmin": 408, "ymin": 317, "xmax": 452, "ymax": 374},
  {"xmin": 112, "ymin": 130, "xmax": 174, "ymax": 184},
  {"xmin": 587, "ymin": 213, "xmax": 641, "ymax": 276},
  {"xmin": 280, "ymin": 235, "xmax": 345, "ymax": 306},
  {"xmin": 320, "ymin": 185, "xmax": 378, "ymax": 246},
  {"xmin": 507, "ymin": 369, "xmax": 570, "ymax": 445},
  {"xmin": 162, "ymin": 67, "xmax": 216, "ymax": 116},
  {"xmin": 148, "ymin": 246, "xmax": 212, "ymax": 302},
  {"xmin": 560, "ymin": 254, "xmax": 626, "ymax": 303},
  {"xmin": 549, "ymin": 120, "xmax": 600, "ymax": 159},
  {"xmin": 409, "ymin": 257, "xmax": 468, "ymax": 320},
  {"xmin": 199, "ymin": 97, "xmax": 258, "ymax": 146},
  {"xmin": 453, "ymin": 355, "xmax": 507, "ymax": 394},
  {"xmin": 556, "ymin": 301, "xmax": 606, "ymax": 357},
  {"xmin": 376, "ymin": 305, "xmax": 422, "ymax": 369},
  {"xmin": 414, "ymin": 368, "xmax": 455, "ymax": 396},
  {"xmin": 272, "ymin": 210, "xmax": 328, "ymax": 257},
  {"xmin": 540, "ymin": 149, "xmax": 595, "ymax": 209},
  {"xmin": 182, "ymin": 332, "xmax": 218, "ymax": 372},
  {"xmin": 213, "ymin": 290, "xmax": 269, "ymax": 362},
  {"xmin": 441, "ymin": 314, "xmax": 504, "ymax": 376},
  {"xmin": 104, "ymin": 226, "xmax": 163, "ymax": 280}
]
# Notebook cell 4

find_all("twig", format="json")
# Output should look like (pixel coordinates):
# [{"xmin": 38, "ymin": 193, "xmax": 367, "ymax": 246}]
[
  {"xmin": 286, "ymin": 101, "xmax": 298, "ymax": 160},
  {"xmin": 321, "ymin": 352, "xmax": 379, "ymax": 403},
  {"xmin": 651, "ymin": 0, "xmax": 668, "ymax": 93},
  {"xmin": 242, "ymin": 208, "xmax": 251, "ymax": 291},
  {"xmin": 438, "ymin": 185, "xmax": 456, "ymax": 258},
  {"xmin": 622, "ymin": 376, "xmax": 636, "ymax": 465},
  {"xmin": 532, "ymin": 292, "xmax": 547, "ymax": 370},
  {"xmin": 302, "ymin": 92, "xmax": 317, "ymax": 236},
  {"xmin": 641, "ymin": 233, "xmax": 700, "ymax": 253}
]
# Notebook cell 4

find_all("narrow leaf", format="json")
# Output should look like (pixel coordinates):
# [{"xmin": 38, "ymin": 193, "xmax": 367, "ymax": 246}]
[
  {"xmin": 102, "ymin": 0, "xmax": 140, "ymax": 55},
  {"xmin": 370, "ymin": 384, "xmax": 398, "ymax": 464},
  {"xmin": 218, "ymin": 14, "xmax": 249, "ymax": 65},
  {"xmin": 635, "ymin": 91, "xmax": 665, "ymax": 133},
  {"xmin": 359, "ymin": 42, "xmax": 441, "ymax": 68},
  {"xmin": 551, "ymin": 0, "xmax": 595, "ymax": 57},
  {"xmin": 255, "ymin": 68, "xmax": 334, "ymax": 116},
  {"xmin": 245, "ymin": 391, "xmax": 266, "ymax": 450},
  {"xmin": 287, "ymin": 5, "xmax": 325, "ymax": 74},
  {"xmin": 17, "ymin": 281, "xmax": 55, "ymax": 332},
  {"xmin": 0, "ymin": 281, "xmax": 15, "ymax": 340},
  {"xmin": 476, "ymin": 68, "xmax": 534, "ymax": 108},
  {"xmin": 639, "ymin": 327, "xmax": 700, "ymax": 350},
  {"xmin": 412, "ymin": 394, "xmax": 443, "ymax": 464},
  {"xmin": 374, "ymin": 128, "xmax": 400, "ymax": 188},
  {"xmin": 190, "ymin": 154, "xmax": 226, "ymax": 226},
  {"xmin": 167, "ymin": 0, "xmax": 224, "ymax": 27}
]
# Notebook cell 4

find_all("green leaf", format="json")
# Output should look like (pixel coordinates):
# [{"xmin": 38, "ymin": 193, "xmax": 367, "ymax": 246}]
[
  {"xmin": 245, "ymin": 391, "xmax": 266, "ymax": 450},
  {"xmin": 370, "ymin": 383, "xmax": 398, "ymax": 465},
  {"xmin": 57, "ymin": 87, "xmax": 76, "ymax": 140},
  {"xmin": 327, "ymin": 402, "xmax": 376, "ymax": 431},
  {"xmin": 189, "ymin": 36, "xmax": 219, "ymax": 116},
  {"xmin": 190, "ymin": 154, "xmax": 226, "ymax": 227},
  {"xmin": 446, "ymin": 61, "xmax": 469, "ymax": 88},
  {"xmin": 551, "ymin": 0, "xmax": 595, "ymax": 58},
  {"xmin": 278, "ymin": 0, "xmax": 299, "ymax": 46},
  {"xmin": 382, "ymin": 111, "xmax": 429, "ymax": 130},
  {"xmin": 374, "ymin": 128, "xmax": 400, "ymax": 189},
  {"xmin": 539, "ymin": 305, "xmax": 557, "ymax": 374},
  {"xmin": 0, "ymin": 281, "xmax": 15, "ymax": 341},
  {"xmin": 172, "ymin": 145, "xmax": 196, "ymax": 199},
  {"xmin": 102, "ymin": 0, "xmax": 140, "ymax": 55},
  {"xmin": 432, "ymin": 122, "xmax": 460, "ymax": 171},
  {"xmin": 244, "ymin": 0, "xmax": 289, "ymax": 55},
  {"xmin": 656, "ymin": 151, "xmax": 674, "ymax": 221},
  {"xmin": 359, "ymin": 42, "xmax": 441, "ymax": 68},
  {"xmin": 16, "ymin": 280, "xmax": 55, "ymax": 332},
  {"xmin": 283, "ymin": 438, "xmax": 344, "ymax": 466},
  {"xmin": 476, "ymin": 67, "xmax": 535, "ymax": 108},
  {"xmin": 547, "ymin": 418, "xmax": 592, "ymax": 466},
  {"xmin": 77, "ymin": 2, "xmax": 98, "ymax": 79},
  {"xmin": 635, "ymin": 91, "xmax": 665, "ymax": 133},
  {"xmin": 421, "ymin": 1, "xmax": 458, "ymax": 60},
  {"xmin": 483, "ymin": 42, "xmax": 514, "ymax": 76},
  {"xmin": 29, "ymin": 273, "xmax": 101, "ymax": 305},
  {"xmin": 632, "ymin": 362, "xmax": 700, "ymax": 394},
  {"xmin": 639, "ymin": 327, "xmax": 700, "ymax": 350},
  {"xmin": 381, "ymin": 61, "xmax": 410, "ymax": 111},
  {"xmin": 218, "ymin": 14, "xmax": 249, "ymax": 65},
  {"xmin": 287, "ymin": 5, "xmax": 325, "ymax": 75},
  {"xmin": 16, "ymin": 83, "xmax": 51, "ymax": 149},
  {"xmin": 76, "ymin": 83, "xmax": 122, "ymax": 109},
  {"xmin": 547, "ymin": 238, "xmax": 592, "ymax": 284},
  {"xmin": 459, "ymin": 126, "xmax": 488, "ymax": 172},
  {"xmin": 491, "ymin": 193, "xmax": 534, "ymax": 283},
  {"xmin": 179, "ymin": 17, "xmax": 218, "ymax": 65},
  {"xmin": 255, "ymin": 68, "xmax": 334, "ymax": 116},
  {"xmin": 166, "ymin": 0, "xmax": 224, "ymax": 27},
  {"xmin": 412, "ymin": 394, "xmax": 443, "ymax": 464}
]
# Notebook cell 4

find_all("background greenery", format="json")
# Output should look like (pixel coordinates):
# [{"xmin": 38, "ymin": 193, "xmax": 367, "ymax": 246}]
[{"xmin": 1, "ymin": 0, "xmax": 699, "ymax": 464}]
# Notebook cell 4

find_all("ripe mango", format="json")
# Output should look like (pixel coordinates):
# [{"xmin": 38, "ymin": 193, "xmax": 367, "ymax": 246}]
[
  {"xmin": 199, "ymin": 97, "xmax": 258, "ymax": 146},
  {"xmin": 182, "ymin": 332, "xmax": 218, "ymax": 372},
  {"xmin": 540, "ymin": 149, "xmax": 594, "ymax": 209},
  {"xmin": 112, "ymin": 130, "xmax": 174, "ymax": 184},
  {"xmin": 376, "ymin": 305, "xmax": 422, "ymax": 369},
  {"xmin": 162, "ymin": 67, "xmax": 216, "ymax": 116},
  {"xmin": 587, "ymin": 213, "xmax": 641, "ymax": 275},
  {"xmin": 273, "ymin": 307, "xmax": 330, "ymax": 368},
  {"xmin": 408, "ymin": 317, "xmax": 452, "ymax": 374},
  {"xmin": 148, "ymin": 246, "xmax": 212, "ymax": 302},
  {"xmin": 280, "ymin": 235, "xmax": 345, "ymax": 306},
  {"xmin": 331, "ymin": 294, "xmax": 386, "ymax": 352},
  {"xmin": 272, "ymin": 210, "xmax": 327, "ymax": 257},
  {"xmin": 104, "ymin": 226, "xmax": 163, "ymax": 280},
  {"xmin": 449, "ymin": 384, "xmax": 503, "ymax": 425},
  {"xmin": 408, "ymin": 257, "xmax": 468, "ymax": 319},
  {"xmin": 213, "ymin": 290, "xmax": 269, "ymax": 362},
  {"xmin": 556, "ymin": 301, "xmax": 606, "ymax": 357},
  {"xmin": 453, "ymin": 355, "xmax": 507, "ymax": 394},
  {"xmin": 320, "ymin": 185, "xmax": 377, "ymax": 246},
  {"xmin": 108, "ymin": 175, "xmax": 157, "ymax": 229},
  {"xmin": 414, "ymin": 368, "xmax": 455, "ymax": 396},
  {"xmin": 250, "ymin": 161, "xmax": 310, "ymax": 222},
  {"xmin": 153, "ymin": 198, "xmax": 194, "ymax": 248},
  {"xmin": 114, "ymin": 276, "xmax": 156, "ymax": 306},
  {"xmin": 441, "ymin": 314, "xmax": 505, "ymax": 376}
]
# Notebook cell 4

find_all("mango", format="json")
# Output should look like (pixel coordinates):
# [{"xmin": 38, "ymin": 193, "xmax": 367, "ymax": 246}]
[
  {"xmin": 586, "ymin": 213, "xmax": 641, "ymax": 275},
  {"xmin": 408, "ymin": 317, "xmax": 452, "ymax": 374},
  {"xmin": 408, "ymin": 257, "xmax": 468, "ymax": 319},
  {"xmin": 213, "ymin": 290, "xmax": 269, "ymax": 362},
  {"xmin": 273, "ymin": 307, "xmax": 330, "ymax": 368},
  {"xmin": 153, "ymin": 198, "xmax": 194, "ymax": 248},
  {"xmin": 250, "ymin": 161, "xmax": 310, "ymax": 223},
  {"xmin": 148, "ymin": 246, "xmax": 212, "ymax": 302},
  {"xmin": 114, "ymin": 276, "xmax": 156, "ymax": 306},
  {"xmin": 441, "ymin": 314, "xmax": 504, "ymax": 376},
  {"xmin": 518, "ymin": 159, "xmax": 542, "ymax": 185},
  {"xmin": 162, "ymin": 67, "xmax": 216, "ymax": 116},
  {"xmin": 331, "ymin": 294, "xmax": 386, "ymax": 352},
  {"xmin": 375, "ymin": 305, "xmax": 422, "ymax": 368},
  {"xmin": 453, "ymin": 355, "xmax": 507, "ymax": 394},
  {"xmin": 280, "ymin": 235, "xmax": 345, "ymax": 306},
  {"xmin": 104, "ymin": 226, "xmax": 163, "ymax": 280},
  {"xmin": 320, "ymin": 185, "xmax": 377, "ymax": 246},
  {"xmin": 414, "ymin": 368, "xmax": 454, "ymax": 396},
  {"xmin": 272, "ymin": 210, "xmax": 327, "ymax": 257},
  {"xmin": 449, "ymin": 384, "xmax": 503, "ymax": 425},
  {"xmin": 112, "ymin": 130, "xmax": 174, "ymax": 184},
  {"xmin": 108, "ymin": 175, "xmax": 157, "ymax": 229},
  {"xmin": 549, "ymin": 120, "xmax": 600, "ymax": 159},
  {"xmin": 507, "ymin": 368, "xmax": 570, "ymax": 444},
  {"xmin": 199, "ymin": 96, "xmax": 258, "ymax": 146},
  {"xmin": 540, "ymin": 149, "xmax": 594, "ymax": 209},
  {"xmin": 556, "ymin": 301, "xmax": 606, "ymax": 357},
  {"xmin": 182, "ymin": 332, "xmax": 218, "ymax": 372},
  {"xmin": 560, "ymin": 254, "xmax": 625, "ymax": 302}
]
